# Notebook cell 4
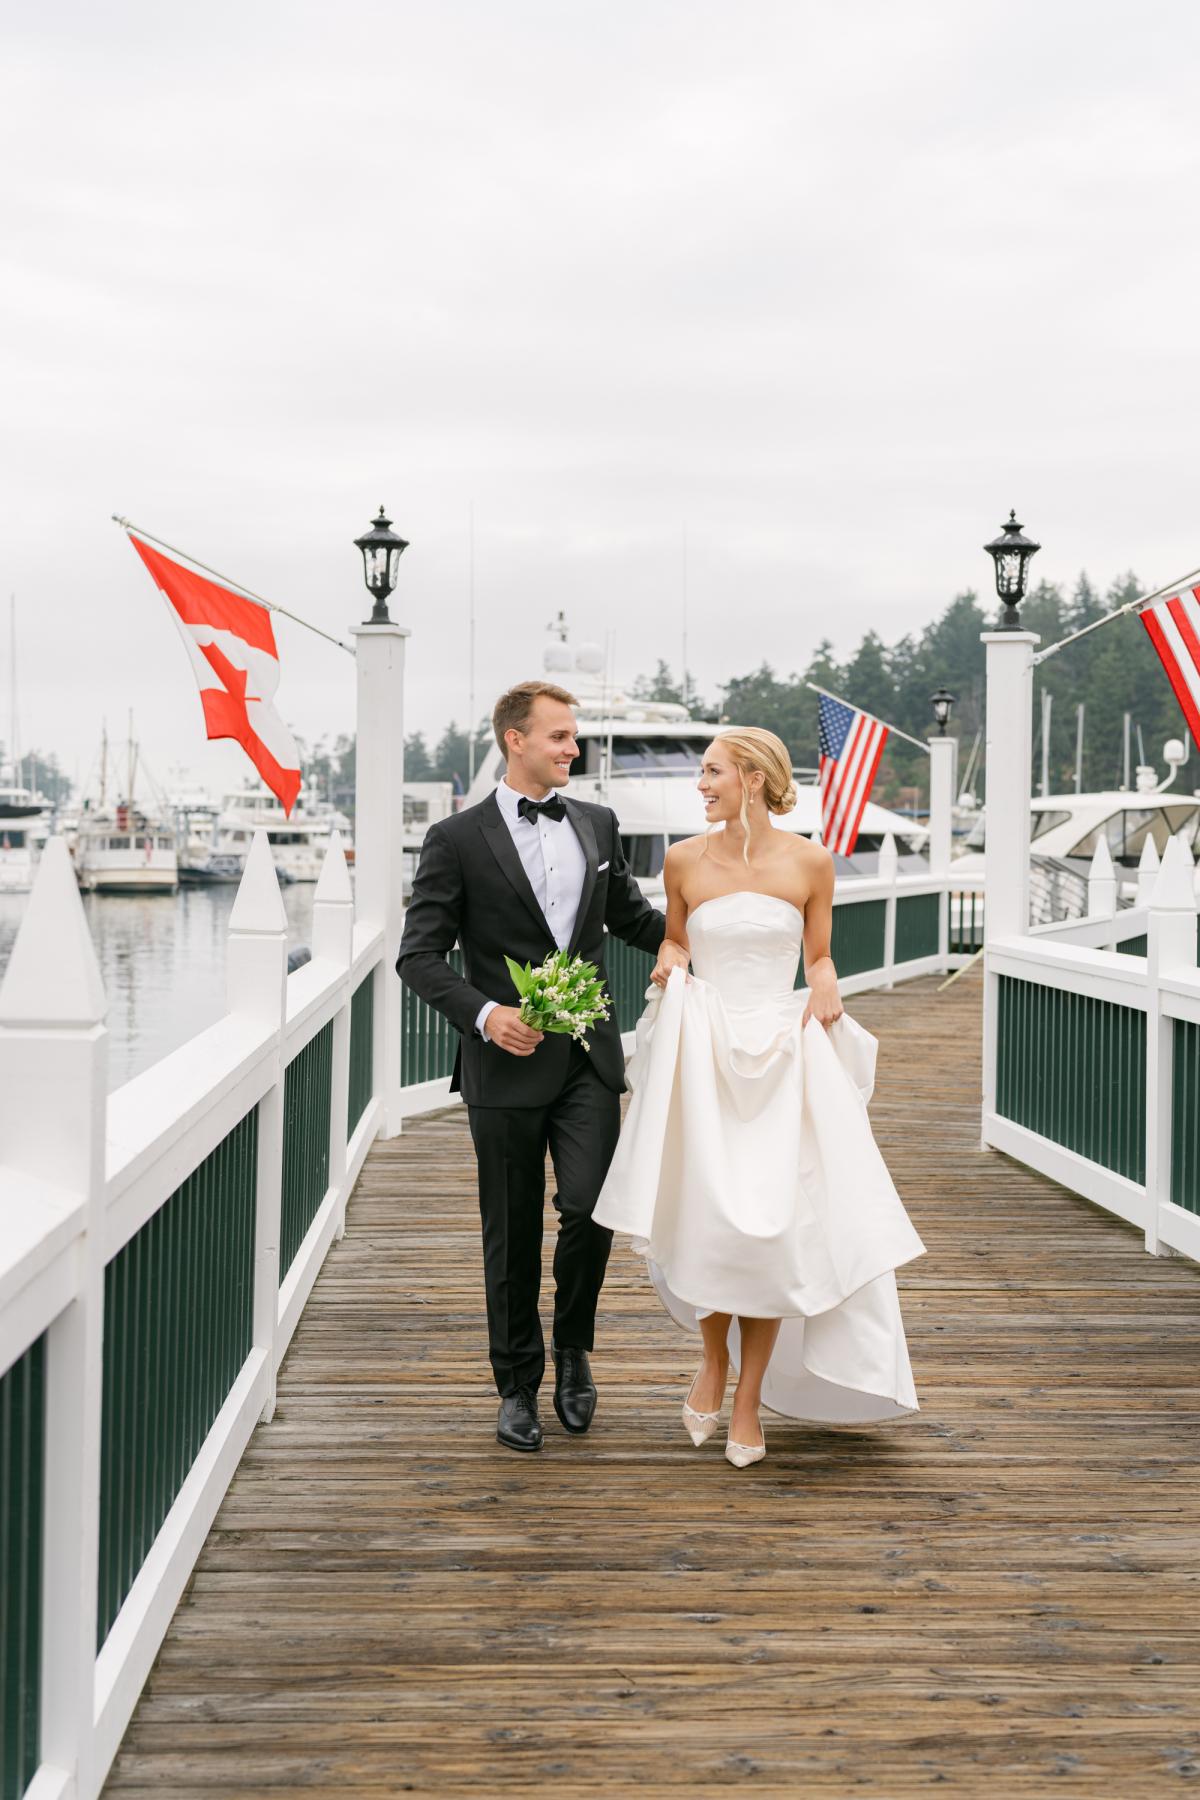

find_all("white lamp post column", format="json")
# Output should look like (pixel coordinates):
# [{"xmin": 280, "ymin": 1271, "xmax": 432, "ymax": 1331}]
[{"xmin": 350, "ymin": 618, "xmax": 409, "ymax": 1138}]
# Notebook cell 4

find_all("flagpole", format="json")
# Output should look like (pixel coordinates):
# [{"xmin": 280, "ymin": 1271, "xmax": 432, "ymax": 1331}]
[
  {"xmin": 1033, "ymin": 560, "xmax": 1200, "ymax": 667},
  {"xmin": 111, "ymin": 516, "xmax": 355, "ymax": 655},
  {"xmin": 803, "ymin": 680, "xmax": 930, "ymax": 754}
]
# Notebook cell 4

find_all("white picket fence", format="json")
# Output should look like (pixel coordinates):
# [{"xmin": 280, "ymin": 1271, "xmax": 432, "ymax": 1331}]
[
  {"xmin": 982, "ymin": 823, "xmax": 1200, "ymax": 1263},
  {"xmin": 0, "ymin": 830, "xmax": 385, "ymax": 1800}
]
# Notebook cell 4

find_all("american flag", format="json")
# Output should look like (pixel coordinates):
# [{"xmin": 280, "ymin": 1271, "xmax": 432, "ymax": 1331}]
[
  {"xmin": 818, "ymin": 693, "xmax": 888, "ymax": 855},
  {"xmin": 1140, "ymin": 588, "xmax": 1200, "ymax": 748}
]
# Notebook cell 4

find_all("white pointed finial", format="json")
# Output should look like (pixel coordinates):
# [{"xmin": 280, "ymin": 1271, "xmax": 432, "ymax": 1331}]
[
  {"xmin": 1150, "ymin": 831, "xmax": 1197, "ymax": 912},
  {"xmin": 1088, "ymin": 837, "xmax": 1115, "ymax": 882},
  {"xmin": 0, "ymin": 838, "xmax": 105, "ymax": 1027},
  {"xmin": 314, "ymin": 829, "xmax": 352, "ymax": 905},
  {"xmin": 228, "ymin": 829, "xmax": 286, "ymax": 934},
  {"xmin": 1135, "ymin": 834, "xmax": 1161, "ymax": 905}
]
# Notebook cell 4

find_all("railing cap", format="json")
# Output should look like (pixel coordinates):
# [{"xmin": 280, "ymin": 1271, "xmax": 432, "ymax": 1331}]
[{"xmin": 0, "ymin": 836, "xmax": 106, "ymax": 1028}]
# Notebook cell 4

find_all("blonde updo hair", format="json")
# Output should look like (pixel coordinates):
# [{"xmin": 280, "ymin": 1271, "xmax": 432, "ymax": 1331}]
[{"xmin": 708, "ymin": 727, "xmax": 798, "ymax": 863}]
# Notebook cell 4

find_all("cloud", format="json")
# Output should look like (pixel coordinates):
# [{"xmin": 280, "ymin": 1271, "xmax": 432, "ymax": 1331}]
[{"xmin": 3, "ymin": 0, "xmax": 1199, "ymax": 791}]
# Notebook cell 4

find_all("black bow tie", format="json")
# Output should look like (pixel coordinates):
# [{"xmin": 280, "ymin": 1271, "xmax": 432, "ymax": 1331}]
[{"xmin": 517, "ymin": 794, "xmax": 567, "ymax": 824}]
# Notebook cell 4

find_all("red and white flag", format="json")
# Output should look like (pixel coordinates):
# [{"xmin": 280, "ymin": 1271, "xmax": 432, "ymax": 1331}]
[
  {"xmin": 1140, "ymin": 587, "xmax": 1200, "ymax": 750},
  {"xmin": 128, "ymin": 536, "xmax": 302, "ymax": 815},
  {"xmin": 818, "ymin": 692, "xmax": 888, "ymax": 856}
]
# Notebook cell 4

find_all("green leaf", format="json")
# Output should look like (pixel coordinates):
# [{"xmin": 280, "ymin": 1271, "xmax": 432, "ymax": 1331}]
[{"xmin": 504, "ymin": 955, "xmax": 533, "ymax": 998}]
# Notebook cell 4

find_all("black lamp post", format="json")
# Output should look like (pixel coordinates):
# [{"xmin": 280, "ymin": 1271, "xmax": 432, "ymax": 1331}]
[
  {"xmin": 354, "ymin": 505, "xmax": 409, "ymax": 624},
  {"xmin": 930, "ymin": 686, "xmax": 955, "ymax": 735},
  {"xmin": 983, "ymin": 509, "xmax": 1040, "ymax": 630}
]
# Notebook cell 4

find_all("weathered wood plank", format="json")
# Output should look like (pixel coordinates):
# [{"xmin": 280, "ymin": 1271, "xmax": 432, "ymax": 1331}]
[{"xmin": 102, "ymin": 970, "xmax": 1200, "ymax": 1796}]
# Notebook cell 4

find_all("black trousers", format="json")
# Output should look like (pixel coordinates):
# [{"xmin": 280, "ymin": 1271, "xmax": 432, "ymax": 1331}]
[{"xmin": 467, "ymin": 1044, "xmax": 621, "ymax": 1396}]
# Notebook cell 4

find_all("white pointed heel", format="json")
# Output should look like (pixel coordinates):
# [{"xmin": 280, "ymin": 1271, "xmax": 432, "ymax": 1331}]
[
  {"xmin": 682, "ymin": 1371, "xmax": 723, "ymax": 1447},
  {"xmin": 725, "ymin": 1421, "xmax": 766, "ymax": 1468}
]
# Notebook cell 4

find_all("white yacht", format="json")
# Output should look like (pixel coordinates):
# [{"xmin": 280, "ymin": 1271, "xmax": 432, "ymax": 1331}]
[
  {"xmin": 459, "ymin": 623, "xmax": 928, "ymax": 898},
  {"xmin": 953, "ymin": 737, "xmax": 1200, "ymax": 902},
  {"xmin": 75, "ymin": 801, "xmax": 179, "ymax": 894},
  {"xmin": 216, "ymin": 785, "xmax": 354, "ymax": 883},
  {"xmin": 0, "ymin": 778, "xmax": 50, "ymax": 894}
]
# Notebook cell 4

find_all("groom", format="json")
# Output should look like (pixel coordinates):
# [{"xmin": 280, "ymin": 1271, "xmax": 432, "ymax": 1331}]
[{"xmin": 396, "ymin": 680, "xmax": 687, "ymax": 1452}]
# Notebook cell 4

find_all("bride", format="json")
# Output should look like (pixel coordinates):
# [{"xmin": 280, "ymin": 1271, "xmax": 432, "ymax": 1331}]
[{"xmin": 592, "ymin": 726, "xmax": 925, "ymax": 1467}]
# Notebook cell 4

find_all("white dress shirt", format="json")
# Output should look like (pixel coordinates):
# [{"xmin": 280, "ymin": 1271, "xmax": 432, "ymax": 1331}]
[{"xmin": 475, "ymin": 778, "xmax": 589, "ymax": 1040}]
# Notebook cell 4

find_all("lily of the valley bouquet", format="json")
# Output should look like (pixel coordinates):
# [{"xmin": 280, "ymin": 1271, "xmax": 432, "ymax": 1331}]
[{"xmin": 504, "ymin": 949, "xmax": 611, "ymax": 1049}]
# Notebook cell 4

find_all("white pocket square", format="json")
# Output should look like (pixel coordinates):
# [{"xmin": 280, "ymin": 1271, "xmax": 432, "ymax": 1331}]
[{"xmin": 598, "ymin": 860, "xmax": 610, "ymax": 871}]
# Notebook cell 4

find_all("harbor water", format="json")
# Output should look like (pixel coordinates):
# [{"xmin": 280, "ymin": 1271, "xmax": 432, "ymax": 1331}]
[{"xmin": 0, "ymin": 883, "xmax": 325, "ymax": 1090}]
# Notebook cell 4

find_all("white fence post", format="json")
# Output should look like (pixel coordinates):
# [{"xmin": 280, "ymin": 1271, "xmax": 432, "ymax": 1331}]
[
  {"xmin": 1144, "ymin": 835, "xmax": 1198, "ymax": 1256},
  {"xmin": 0, "ymin": 839, "xmax": 108, "ymax": 1797},
  {"xmin": 1136, "ymin": 835, "xmax": 1161, "ymax": 906},
  {"xmin": 1087, "ymin": 838, "xmax": 1118, "ymax": 927},
  {"xmin": 351, "ymin": 616, "xmax": 410, "ymax": 1138},
  {"xmin": 226, "ymin": 830, "xmax": 288, "ymax": 1422},
  {"xmin": 313, "ymin": 830, "xmax": 354, "ymax": 1240},
  {"xmin": 981, "ymin": 626, "xmax": 1039, "ymax": 1143},
  {"xmin": 879, "ymin": 833, "xmax": 898, "ymax": 988},
  {"xmin": 928, "ymin": 733, "xmax": 956, "ymax": 967}
]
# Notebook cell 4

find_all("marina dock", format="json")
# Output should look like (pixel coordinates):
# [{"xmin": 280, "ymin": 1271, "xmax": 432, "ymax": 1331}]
[{"xmin": 99, "ymin": 968, "xmax": 1200, "ymax": 1797}]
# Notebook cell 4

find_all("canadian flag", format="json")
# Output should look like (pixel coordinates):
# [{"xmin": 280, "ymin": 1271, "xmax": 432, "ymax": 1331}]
[{"xmin": 129, "ymin": 536, "xmax": 302, "ymax": 815}]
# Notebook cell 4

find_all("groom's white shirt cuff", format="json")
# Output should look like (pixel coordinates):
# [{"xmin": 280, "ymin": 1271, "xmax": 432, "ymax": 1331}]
[{"xmin": 476, "ymin": 999, "xmax": 498, "ymax": 1040}]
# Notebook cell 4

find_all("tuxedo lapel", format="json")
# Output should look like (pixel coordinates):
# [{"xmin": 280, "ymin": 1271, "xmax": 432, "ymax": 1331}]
[
  {"xmin": 564, "ymin": 799, "xmax": 600, "ymax": 955},
  {"xmin": 477, "ymin": 792, "xmax": 555, "ymax": 943}
]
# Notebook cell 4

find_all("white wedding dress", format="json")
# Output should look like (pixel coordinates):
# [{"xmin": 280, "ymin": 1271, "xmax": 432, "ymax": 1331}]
[{"xmin": 592, "ymin": 891, "xmax": 924, "ymax": 1423}]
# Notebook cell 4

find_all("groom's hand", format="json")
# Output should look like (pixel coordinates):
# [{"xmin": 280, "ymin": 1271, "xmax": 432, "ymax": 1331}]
[{"xmin": 484, "ymin": 1006, "xmax": 545, "ymax": 1056}]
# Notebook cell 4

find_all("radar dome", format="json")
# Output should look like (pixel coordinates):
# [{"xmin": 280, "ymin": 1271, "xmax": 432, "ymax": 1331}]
[
  {"xmin": 544, "ymin": 643, "xmax": 572, "ymax": 673},
  {"xmin": 575, "ymin": 642, "xmax": 605, "ymax": 674}
]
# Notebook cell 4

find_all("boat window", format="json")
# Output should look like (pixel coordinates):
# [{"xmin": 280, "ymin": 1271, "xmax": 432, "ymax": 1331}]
[
  {"xmin": 1031, "ymin": 809, "xmax": 1071, "ymax": 840},
  {"xmin": 157, "ymin": 837, "xmax": 172, "ymax": 850},
  {"xmin": 610, "ymin": 738, "xmax": 704, "ymax": 772},
  {"xmin": 620, "ymin": 832, "xmax": 667, "ymax": 878},
  {"xmin": 1067, "ymin": 809, "xmax": 1177, "ymax": 867},
  {"xmin": 106, "ymin": 836, "xmax": 131, "ymax": 851},
  {"xmin": 1163, "ymin": 806, "xmax": 1200, "ymax": 845}
]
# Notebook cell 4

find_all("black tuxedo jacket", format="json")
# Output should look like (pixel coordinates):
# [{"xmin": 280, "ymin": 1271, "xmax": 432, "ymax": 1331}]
[{"xmin": 396, "ymin": 790, "xmax": 667, "ymax": 1107}]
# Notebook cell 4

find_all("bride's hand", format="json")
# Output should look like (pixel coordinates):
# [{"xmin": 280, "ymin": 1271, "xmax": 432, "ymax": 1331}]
[
  {"xmin": 803, "ymin": 968, "xmax": 843, "ymax": 1029},
  {"xmin": 651, "ymin": 939, "xmax": 690, "ymax": 988}
]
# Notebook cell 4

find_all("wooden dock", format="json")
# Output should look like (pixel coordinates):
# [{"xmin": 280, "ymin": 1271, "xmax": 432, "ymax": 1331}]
[{"xmin": 102, "ymin": 969, "xmax": 1200, "ymax": 1797}]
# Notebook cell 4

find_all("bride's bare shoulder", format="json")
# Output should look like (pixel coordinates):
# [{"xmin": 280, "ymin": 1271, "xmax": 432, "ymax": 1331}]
[
  {"xmin": 781, "ymin": 832, "xmax": 834, "ymax": 896},
  {"xmin": 664, "ymin": 834, "xmax": 707, "ymax": 867}
]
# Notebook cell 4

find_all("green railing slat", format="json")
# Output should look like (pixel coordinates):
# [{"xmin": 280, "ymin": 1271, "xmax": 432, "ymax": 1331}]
[
  {"xmin": 280, "ymin": 1021, "xmax": 334, "ymax": 1277},
  {"xmin": 400, "ymin": 950, "xmax": 464, "ymax": 1086},
  {"xmin": 98, "ymin": 1108, "xmax": 257, "ymax": 1649},
  {"xmin": 894, "ymin": 892, "xmax": 939, "ymax": 964},
  {"xmin": 604, "ymin": 935, "xmax": 657, "ymax": 1034},
  {"xmin": 996, "ymin": 975, "xmax": 1145, "ymax": 1182},
  {"xmin": 1172, "ymin": 1017, "xmax": 1200, "ymax": 1214},
  {"xmin": 1, "ymin": 1331, "xmax": 45, "ymax": 1800},
  {"xmin": 348, "ymin": 973, "xmax": 375, "ymax": 1137},
  {"xmin": 831, "ymin": 899, "xmax": 887, "ymax": 978}
]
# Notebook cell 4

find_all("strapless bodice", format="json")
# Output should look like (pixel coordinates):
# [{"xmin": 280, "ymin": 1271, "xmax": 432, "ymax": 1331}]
[{"xmin": 686, "ymin": 891, "xmax": 804, "ymax": 1012}]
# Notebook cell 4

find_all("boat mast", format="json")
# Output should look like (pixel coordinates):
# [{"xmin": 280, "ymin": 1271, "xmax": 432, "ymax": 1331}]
[
  {"xmin": 1074, "ymin": 703, "xmax": 1085, "ymax": 794},
  {"xmin": 8, "ymin": 593, "xmax": 17, "ymax": 787},
  {"xmin": 467, "ymin": 501, "xmax": 477, "ymax": 788}
]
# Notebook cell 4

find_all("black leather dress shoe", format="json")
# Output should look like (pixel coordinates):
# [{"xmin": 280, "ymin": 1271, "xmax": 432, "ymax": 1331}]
[
  {"xmin": 497, "ymin": 1386, "xmax": 543, "ymax": 1453},
  {"xmin": 552, "ymin": 1342, "xmax": 597, "ymax": 1434}
]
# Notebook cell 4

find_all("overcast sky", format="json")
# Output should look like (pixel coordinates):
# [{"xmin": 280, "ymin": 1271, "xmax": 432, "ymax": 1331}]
[{"xmin": 4, "ymin": 0, "xmax": 1200, "ymax": 800}]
